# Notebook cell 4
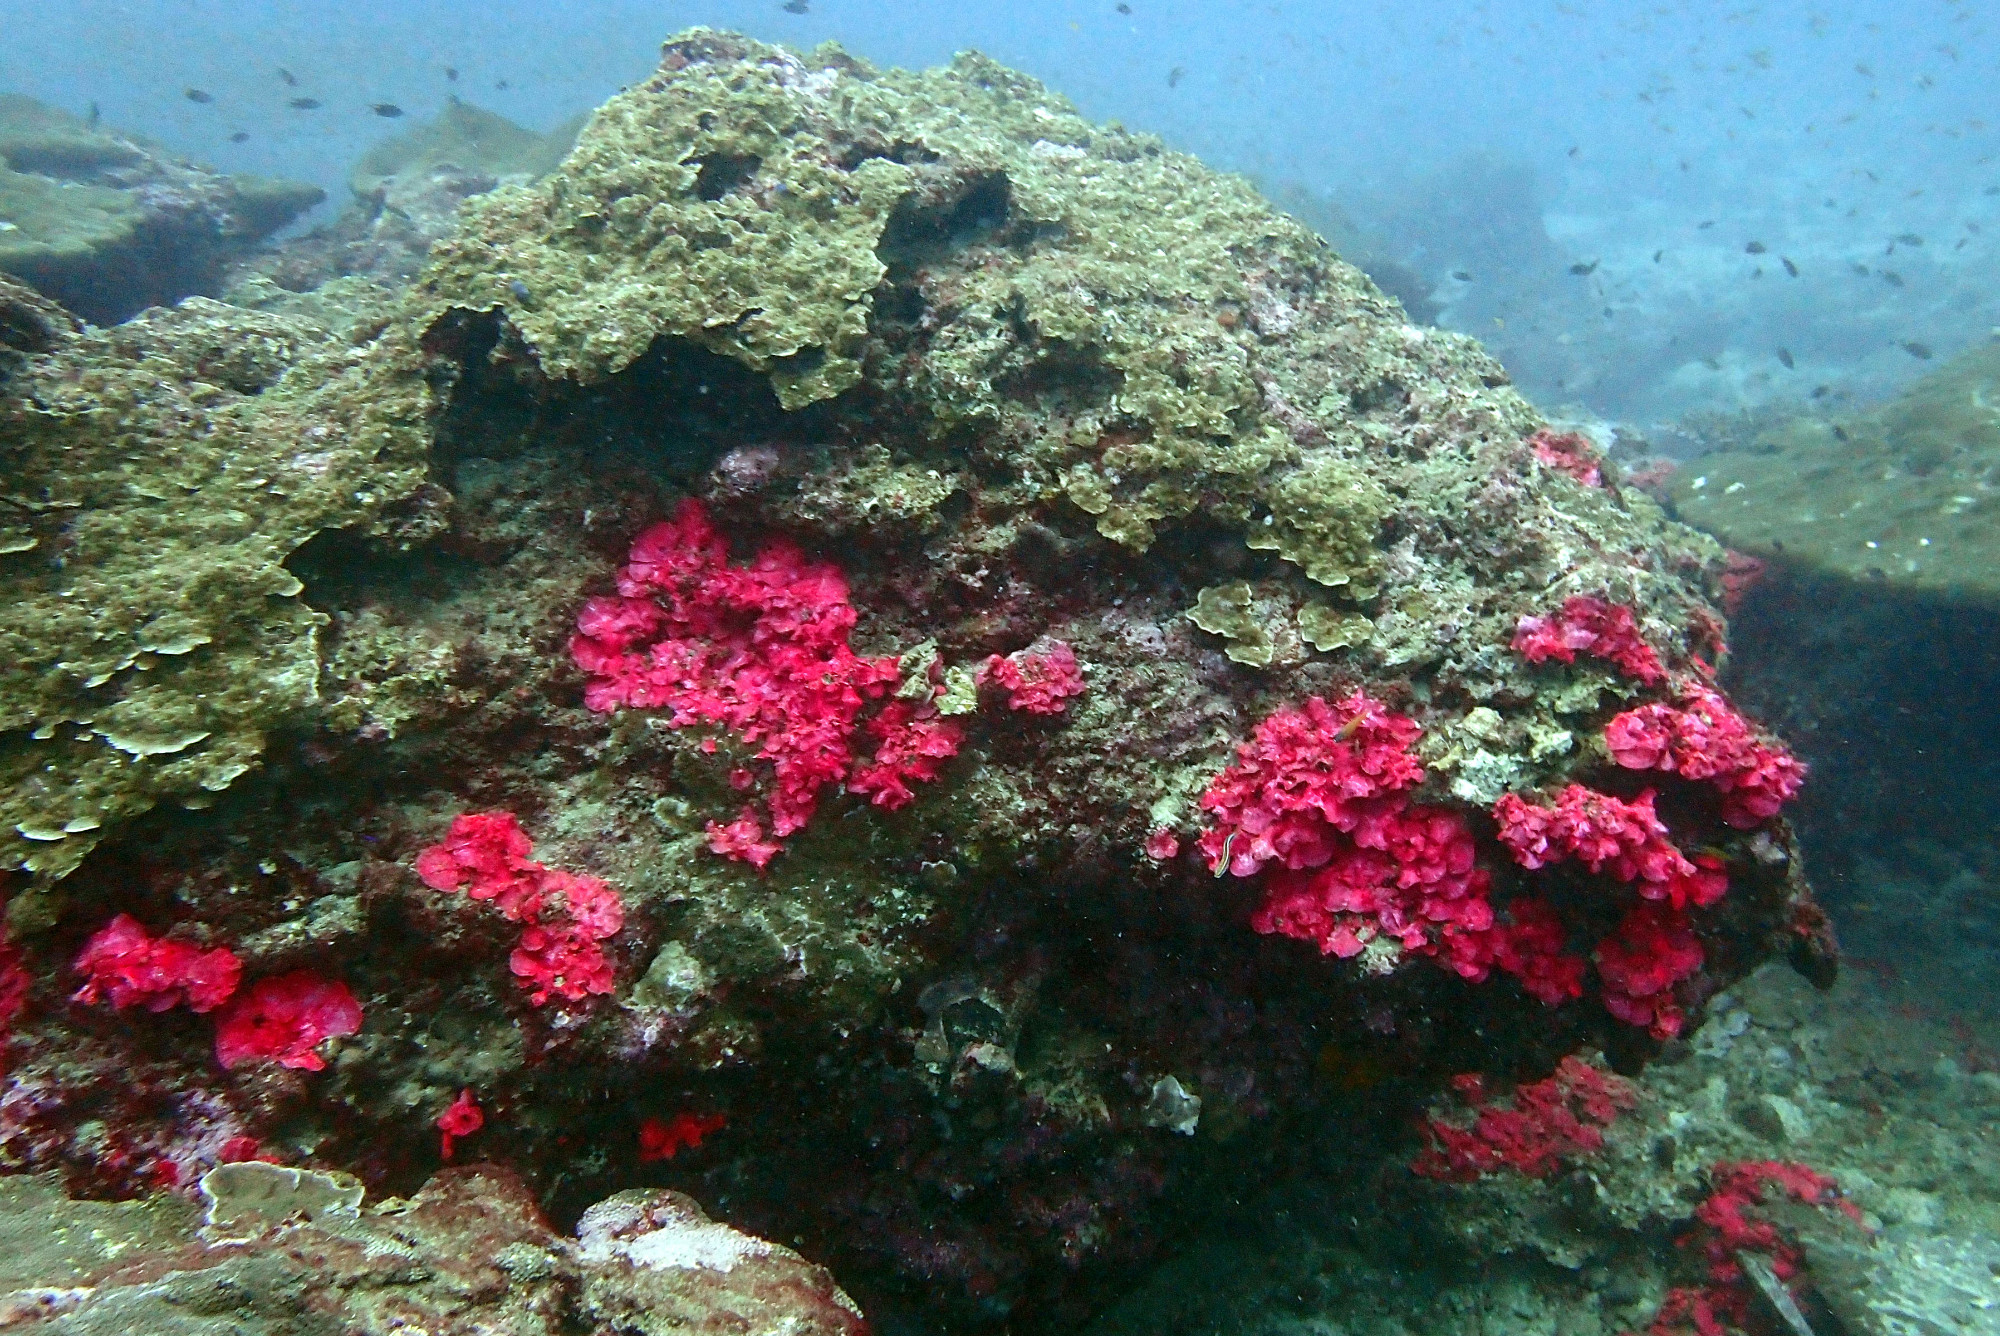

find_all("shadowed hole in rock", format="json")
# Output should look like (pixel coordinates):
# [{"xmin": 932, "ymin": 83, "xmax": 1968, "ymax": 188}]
[
  {"xmin": 691, "ymin": 151, "xmax": 762, "ymax": 201},
  {"xmin": 995, "ymin": 337, "xmax": 1125, "ymax": 411},
  {"xmin": 876, "ymin": 170, "xmax": 1016, "ymax": 273},
  {"xmin": 422, "ymin": 310, "xmax": 824, "ymax": 479}
]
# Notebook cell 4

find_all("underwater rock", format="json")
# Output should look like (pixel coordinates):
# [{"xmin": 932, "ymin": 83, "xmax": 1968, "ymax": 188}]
[
  {"xmin": 0, "ymin": 292, "xmax": 434, "ymax": 883},
  {"xmin": 0, "ymin": 28, "xmax": 1829, "ymax": 1329},
  {"xmin": 1671, "ymin": 343, "xmax": 2000, "ymax": 603},
  {"xmin": 230, "ymin": 99, "xmax": 584, "ymax": 300},
  {"xmin": 0, "ymin": 1165, "xmax": 861, "ymax": 1334},
  {"xmin": 0, "ymin": 95, "xmax": 323, "ymax": 326}
]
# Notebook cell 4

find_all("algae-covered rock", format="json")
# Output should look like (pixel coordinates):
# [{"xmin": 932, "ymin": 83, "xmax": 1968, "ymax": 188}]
[
  {"xmin": 1671, "ymin": 343, "xmax": 2000, "ymax": 602},
  {"xmin": 0, "ymin": 294, "xmax": 433, "ymax": 881},
  {"xmin": 0, "ymin": 29, "xmax": 1816, "ymax": 1332},
  {"xmin": 0, "ymin": 95, "xmax": 324, "ymax": 325},
  {"xmin": 0, "ymin": 1166, "xmax": 856, "ymax": 1335}
]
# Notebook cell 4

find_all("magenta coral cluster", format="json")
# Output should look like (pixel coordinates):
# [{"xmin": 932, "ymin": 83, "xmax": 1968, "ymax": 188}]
[
  {"xmin": 1493, "ymin": 786, "xmax": 1728, "ymax": 913},
  {"xmin": 981, "ymin": 640, "xmax": 1086, "ymax": 715},
  {"xmin": 1411, "ymin": 1055, "xmax": 1637, "ymax": 1182},
  {"xmin": 569, "ymin": 499, "xmax": 961, "ymax": 867},
  {"xmin": 1593, "ymin": 902, "xmax": 1706, "ymax": 1038},
  {"xmin": 1512, "ymin": 594, "xmax": 1666, "ymax": 685},
  {"xmin": 1199, "ymin": 694, "xmax": 1574, "ymax": 992},
  {"xmin": 1643, "ymin": 1160, "xmax": 1864, "ymax": 1336},
  {"xmin": 213, "ymin": 972, "xmax": 364, "ymax": 1071},
  {"xmin": 1606, "ymin": 684, "xmax": 1807, "ymax": 827},
  {"xmin": 67, "ymin": 913, "xmax": 363, "ymax": 1069},
  {"xmin": 1199, "ymin": 595, "xmax": 1804, "ymax": 1042},
  {"xmin": 1526, "ymin": 427, "xmax": 1606, "ymax": 489},
  {"xmin": 415, "ymin": 811, "xmax": 626, "ymax": 1005},
  {"xmin": 70, "ymin": 913, "xmax": 242, "ymax": 1014}
]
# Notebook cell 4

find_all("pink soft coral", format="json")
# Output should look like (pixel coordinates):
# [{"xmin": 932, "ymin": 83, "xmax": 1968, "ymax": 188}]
[
  {"xmin": 1489, "ymin": 896, "xmax": 1588, "ymax": 1006},
  {"xmin": 71, "ymin": 913, "xmax": 242, "ymax": 1015},
  {"xmin": 1493, "ymin": 785, "xmax": 1728, "ymax": 911},
  {"xmin": 1203, "ymin": 694, "xmax": 1511, "ymax": 985},
  {"xmin": 1511, "ymin": 595, "xmax": 1665, "ymax": 685},
  {"xmin": 213, "ymin": 971, "xmax": 362, "ymax": 1071},
  {"xmin": 1594, "ymin": 902, "xmax": 1705, "ymax": 1039},
  {"xmin": 437, "ymin": 1088, "xmax": 484, "ymax": 1161},
  {"xmin": 1412, "ymin": 1055, "xmax": 1637, "ymax": 1182},
  {"xmin": 982, "ymin": 640, "xmax": 1086, "ymax": 715},
  {"xmin": 1197, "ymin": 692, "xmax": 1426, "ymax": 879},
  {"xmin": 570, "ymin": 500, "xmax": 958, "ymax": 864},
  {"xmin": 1605, "ymin": 684, "xmax": 1805, "ymax": 827},
  {"xmin": 1643, "ymin": 1160, "xmax": 1864, "ymax": 1336},
  {"xmin": 416, "ymin": 812, "xmax": 626, "ymax": 1006},
  {"xmin": 1526, "ymin": 428, "xmax": 1605, "ymax": 489}
]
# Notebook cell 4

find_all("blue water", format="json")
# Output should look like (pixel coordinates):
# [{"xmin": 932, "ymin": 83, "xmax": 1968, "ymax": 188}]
[{"xmin": 4, "ymin": 0, "xmax": 1993, "ymax": 420}]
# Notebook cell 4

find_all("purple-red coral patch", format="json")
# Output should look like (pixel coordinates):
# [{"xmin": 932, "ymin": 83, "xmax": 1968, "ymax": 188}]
[
  {"xmin": 72, "ymin": 913, "xmax": 242, "ymax": 1015},
  {"xmin": 213, "ymin": 971, "xmax": 363, "ymax": 1071},
  {"xmin": 569, "ymin": 499, "xmax": 960, "ymax": 866},
  {"xmin": 416, "ymin": 811, "xmax": 625, "ymax": 1006}
]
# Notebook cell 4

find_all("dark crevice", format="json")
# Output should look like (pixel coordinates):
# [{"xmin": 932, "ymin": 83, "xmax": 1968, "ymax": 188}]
[
  {"xmin": 691, "ymin": 151, "xmax": 762, "ymax": 201},
  {"xmin": 877, "ymin": 170, "xmax": 1017, "ymax": 274}
]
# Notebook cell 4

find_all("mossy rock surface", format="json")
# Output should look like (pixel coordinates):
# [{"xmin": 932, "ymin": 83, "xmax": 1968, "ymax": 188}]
[
  {"xmin": 1672, "ymin": 343, "xmax": 2000, "ymax": 602},
  {"xmin": 0, "ymin": 294, "xmax": 433, "ymax": 882}
]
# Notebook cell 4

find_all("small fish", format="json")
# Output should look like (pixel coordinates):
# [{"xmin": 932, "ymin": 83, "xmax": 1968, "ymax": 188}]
[
  {"xmin": 495, "ymin": 79, "xmax": 510, "ymax": 90},
  {"xmin": 1653, "ymin": 249, "xmax": 1664, "ymax": 262},
  {"xmin": 1851, "ymin": 262, "xmax": 1871, "ymax": 275},
  {"xmin": 370, "ymin": 102, "xmax": 404, "ymax": 118},
  {"xmin": 1567, "ymin": 145, "xmax": 1580, "ymax": 157},
  {"xmin": 1167, "ymin": 66, "xmax": 1186, "ymax": 87},
  {"xmin": 229, "ymin": 130, "xmax": 250, "ymax": 143},
  {"xmin": 1855, "ymin": 63, "xmax": 1874, "ymax": 77},
  {"xmin": 1569, "ymin": 260, "xmax": 1599, "ymax": 275},
  {"xmin": 1902, "ymin": 340, "xmax": 1933, "ymax": 360},
  {"xmin": 1698, "ymin": 219, "xmax": 1715, "ymax": 229},
  {"xmin": 1744, "ymin": 240, "xmax": 1767, "ymax": 254},
  {"xmin": 1117, "ymin": 1, "xmax": 1132, "ymax": 10},
  {"xmin": 278, "ymin": 67, "xmax": 298, "ymax": 86},
  {"xmin": 289, "ymin": 97, "xmax": 321, "ymax": 110},
  {"xmin": 782, "ymin": 0, "xmax": 809, "ymax": 11},
  {"xmin": 185, "ymin": 88, "xmax": 214, "ymax": 104},
  {"xmin": 1777, "ymin": 347, "xmax": 1794, "ymax": 369},
  {"xmin": 445, "ymin": 66, "xmax": 459, "ymax": 81},
  {"xmin": 1451, "ymin": 269, "xmax": 1472, "ymax": 281},
  {"xmin": 86, "ymin": 101, "xmax": 101, "ymax": 127},
  {"xmin": 1811, "ymin": 384, "xmax": 1831, "ymax": 398},
  {"xmin": 1895, "ymin": 232, "xmax": 1924, "ymax": 245},
  {"xmin": 1881, "ymin": 270, "xmax": 1904, "ymax": 287},
  {"xmin": 1782, "ymin": 257, "xmax": 1798, "ymax": 276},
  {"xmin": 508, "ymin": 278, "xmax": 533, "ymax": 304}
]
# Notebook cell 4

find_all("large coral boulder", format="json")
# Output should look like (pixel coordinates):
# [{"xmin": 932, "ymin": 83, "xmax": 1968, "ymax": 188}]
[{"xmin": 0, "ymin": 28, "xmax": 1828, "ymax": 1330}]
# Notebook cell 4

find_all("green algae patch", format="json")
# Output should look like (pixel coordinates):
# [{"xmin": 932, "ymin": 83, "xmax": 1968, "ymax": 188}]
[
  {"xmin": 0, "ymin": 295, "xmax": 433, "ymax": 880},
  {"xmin": 420, "ymin": 31, "xmax": 915, "ymax": 407},
  {"xmin": 1245, "ymin": 454, "xmax": 1390, "ymax": 593},
  {"xmin": 1672, "ymin": 344, "xmax": 2000, "ymax": 602}
]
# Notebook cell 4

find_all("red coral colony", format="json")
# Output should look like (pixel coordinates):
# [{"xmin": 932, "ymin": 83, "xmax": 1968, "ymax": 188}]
[{"xmin": 568, "ymin": 498, "xmax": 964, "ymax": 868}]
